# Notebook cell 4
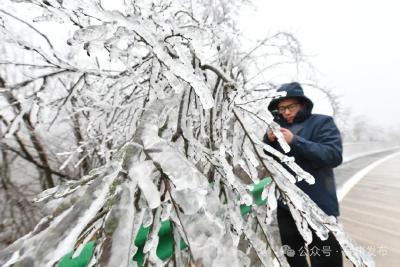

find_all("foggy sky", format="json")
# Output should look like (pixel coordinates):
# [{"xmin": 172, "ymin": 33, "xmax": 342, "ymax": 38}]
[{"xmin": 239, "ymin": 0, "xmax": 400, "ymax": 128}]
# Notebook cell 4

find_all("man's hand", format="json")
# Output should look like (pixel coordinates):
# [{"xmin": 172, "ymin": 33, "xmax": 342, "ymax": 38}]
[
  {"xmin": 280, "ymin": 128, "xmax": 294, "ymax": 144},
  {"xmin": 266, "ymin": 129, "xmax": 277, "ymax": 142}
]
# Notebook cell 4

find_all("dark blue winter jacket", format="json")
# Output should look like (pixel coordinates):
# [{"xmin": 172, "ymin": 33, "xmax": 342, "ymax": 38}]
[{"xmin": 264, "ymin": 82, "xmax": 343, "ymax": 216}]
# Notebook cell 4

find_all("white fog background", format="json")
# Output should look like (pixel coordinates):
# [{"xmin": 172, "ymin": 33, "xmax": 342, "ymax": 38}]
[{"xmin": 239, "ymin": 0, "xmax": 400, "ymax": 130}]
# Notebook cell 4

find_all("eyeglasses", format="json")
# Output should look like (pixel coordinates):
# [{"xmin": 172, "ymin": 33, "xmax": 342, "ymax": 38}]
[{"xmin": 277, "ymin": 103, "xmax": 300, "ymax": 113}]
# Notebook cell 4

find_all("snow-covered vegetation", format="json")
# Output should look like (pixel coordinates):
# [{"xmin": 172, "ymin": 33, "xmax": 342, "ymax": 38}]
[{"xmin": 0, "ymin": 0, "xmax": 374, "ymax": 266}]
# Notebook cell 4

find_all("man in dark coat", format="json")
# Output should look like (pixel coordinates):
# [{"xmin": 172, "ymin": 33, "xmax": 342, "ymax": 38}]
[{"xmin": 264, "ymin": 82, "xmax": 343, "ymax": 267}]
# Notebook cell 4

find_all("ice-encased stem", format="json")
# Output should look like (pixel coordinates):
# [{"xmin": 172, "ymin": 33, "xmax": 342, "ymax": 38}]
[{"xmin": 134, "ymin": 97, "xmax": 209, "ymax": 215}]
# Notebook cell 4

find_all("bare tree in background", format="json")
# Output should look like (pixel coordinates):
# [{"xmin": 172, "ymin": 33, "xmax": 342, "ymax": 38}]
[{"xmin": 0, "ymin": 0, "xmax": 374, "ymax": 266}]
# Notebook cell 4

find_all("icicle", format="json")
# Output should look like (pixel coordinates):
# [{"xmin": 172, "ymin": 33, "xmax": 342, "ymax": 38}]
[
  {"xmin": 143, "ymin": 208, "xmax": 163, "ymax": 265},
  {"xmin": 288, "ymin": 203, "xmax": 313, "ymax": 244},
  {"xmin": 219, "ymin": 146, "xmax": 253, "ymax": 206},
  {"xmin": 172, "ymin": 226, "xmax": 185, "ymax": 266},
  {"xmin": 255, "ymin": 212, "xmax": 291, "ymax": 267},
  {"xmin": 104, "ymin": 180, "xmax": 138, "ymax": 267},
  {"xmin": 254, "ymin": 133, "xmax": 315, "ymax": 184},
  {"xmin": 136, "ymin": 98, "xmax": 208, "ymax": 215},
  {"xmin": 129, "ymin": 160, "xmax": 161, "ymax": 209},
  {"xmin": 243, "ymin": 146, "xmax": 260, "ymax": 183},
  {"xmin": 263, "ymin": 182, "xmax": 277, "ymax": 225},
  {"xmin": 242, "ymin": 223, "xmax": 275, "ymax": 267},
  {"xmin": 142, "ymin": 208, "xmax": 153, "ymax": 228}
]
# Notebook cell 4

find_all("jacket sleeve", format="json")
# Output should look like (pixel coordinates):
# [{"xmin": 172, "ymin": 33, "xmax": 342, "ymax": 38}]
[{"xmin": 290, "ymin": 116, "xmax": 343, "ymax": 168}]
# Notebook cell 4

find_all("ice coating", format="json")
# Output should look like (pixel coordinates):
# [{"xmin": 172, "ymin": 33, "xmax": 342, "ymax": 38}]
[
  {"xmin": 103, "ymin": 181, "xmax": 137, "ymax": 267},
  {"xmin": 128, "ymin": 160, "xmax": 161, "ymax": 209},
  {"xmin": 135, "ymin": 98, "xmax": 209, "ymax": 215}
]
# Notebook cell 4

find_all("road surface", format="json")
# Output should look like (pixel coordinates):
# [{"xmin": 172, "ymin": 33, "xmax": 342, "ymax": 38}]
[{"xmin": 337, "ymin": 150, "xmax": 400, "ymax": 266}]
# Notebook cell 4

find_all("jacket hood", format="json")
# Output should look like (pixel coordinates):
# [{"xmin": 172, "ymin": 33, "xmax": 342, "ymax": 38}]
[{"xmin": 268, "ymin": 82, "xmax": 314, "ymax": 113}]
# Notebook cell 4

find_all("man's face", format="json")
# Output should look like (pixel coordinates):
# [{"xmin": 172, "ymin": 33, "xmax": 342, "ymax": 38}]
[{"xmin": 277, "ymin": 98, "xmax": 302, "ymax": 124}]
